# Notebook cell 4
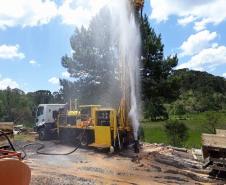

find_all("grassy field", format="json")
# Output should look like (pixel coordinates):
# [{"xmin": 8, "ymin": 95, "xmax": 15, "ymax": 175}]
[{"xmin": 141, "ymin": 110, "xmax": 226, "ymax": 148}]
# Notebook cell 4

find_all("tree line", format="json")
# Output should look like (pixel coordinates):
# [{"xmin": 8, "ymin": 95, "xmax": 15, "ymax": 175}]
[{"xmin": 0, "ymin": 88, "xmax": 63, "ymax": 126}]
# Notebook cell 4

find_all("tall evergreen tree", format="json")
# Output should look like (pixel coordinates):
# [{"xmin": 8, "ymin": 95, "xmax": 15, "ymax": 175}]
[
  {"xmin": 140, "ymin": 15, "xmax": 179, "ymax": 120},
  {"xmin": 60, "ymin": 8, "xmax": 120, "ymax": 106}
]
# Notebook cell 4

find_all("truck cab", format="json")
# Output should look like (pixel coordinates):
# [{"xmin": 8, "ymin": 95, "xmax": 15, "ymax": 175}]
[{"xmin": 35, "ymin": 104, "xmax": 65, "ymax": 140}]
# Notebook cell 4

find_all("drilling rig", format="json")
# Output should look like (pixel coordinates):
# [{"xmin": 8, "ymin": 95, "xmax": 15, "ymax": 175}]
[{"xmin": 35, "ymin": 0, "xmax": 144, "ymax": 153}]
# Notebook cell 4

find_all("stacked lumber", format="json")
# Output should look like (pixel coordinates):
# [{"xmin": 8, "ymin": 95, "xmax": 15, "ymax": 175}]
[{"xmin": 202, "ymin": 129, "xmax": 226, "ymax": 172}]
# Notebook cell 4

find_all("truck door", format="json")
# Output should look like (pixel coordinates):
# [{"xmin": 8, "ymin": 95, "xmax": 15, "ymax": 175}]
[{"xmin": 94, "ymin": 110, "xmax": 111, "ymax": 147}]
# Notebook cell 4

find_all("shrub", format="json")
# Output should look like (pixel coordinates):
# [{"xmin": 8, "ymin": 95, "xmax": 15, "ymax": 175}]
[
  {"xmin": 203, "ymin": 112, "xmax": 221, "ymax": 134},
  {"xmin": 164, "ymin": 120, "xmax": 188, "ymax": 147}
]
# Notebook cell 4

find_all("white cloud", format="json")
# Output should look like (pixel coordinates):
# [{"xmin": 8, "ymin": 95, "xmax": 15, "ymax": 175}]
[
  {"xmin": 0, "ymin": 44, "xmax": 25, "ymax": 60},
  {"xmin": 0, "ymin": 78, "xmax": 19, "ymax": 90},
  {"xmin": 177, "ymin": 45, "xmax": 226, "ymax": 71},
  {"xmin": 0, "ymin": 0, "xmax": 111, "ymax": 29},
  {"xmin": 62, "ymin": 71, "xmax": 70, "ymax": 78},
  {"xmin": 150, "ymin": 0, "xmax": 226, "ymax": 30},
  {"xmin": 178, "ymin": 16, "xmax": 197, "ymax": 26},
  {"xmin": 180, "ymin": 30, "xmax": 217, "ymax": 57},
  {"xmin": 29, "ymin": 60, "xmax": 36, "ymax": 65},
  {"xmin": 48, "ymin": 77, "xmax": 59, "ymax": 85},
  {"xmin": 58, "ymin": 0, "xmax": 109, "ymax": 28},
  {"xmin": 0, "ymin": 0, "xmax": 58, "ymax": 29},
  {"xmin": 29, "ymin": 59, "xmax": 40, "ymax": 67},
  {"xmin": 223, "ymin": 73, "xmax": 226, "ymax": 78}
]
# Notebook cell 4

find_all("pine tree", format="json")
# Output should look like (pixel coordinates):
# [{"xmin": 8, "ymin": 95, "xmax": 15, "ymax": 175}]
[
  {"xmin": 60, "ymin": 8, "xmax": 120, "ymax": 106},
  {"xmin": 140, "ymin": 15, "xmax": 179, "ymax": 120}
]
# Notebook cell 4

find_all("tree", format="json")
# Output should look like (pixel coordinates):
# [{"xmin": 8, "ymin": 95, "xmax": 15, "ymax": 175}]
[
  {"xmin": 52, "ymin": 91, "xmax": 64, "ymax": 103},
  {"xmin": 60, "ymin": 8, "xmax": 120, "ymax": 106},
  {"xmin": 140, "ymin": 15, "xmax": 179, "ymax": 120},
  {"xmin": 164, "ymin": 120, "xmax": 188, "ymax": 147},
  {"xmin": 0, "ymin": 87, "xmax": 33, "ymax": 125},
  {"xmin": 173, "ymin": 102, "xmax": 186, "ymax": 117},
  {"xmin": 27, "ymin": 90, "xmax": 53, "ymax": 105},
  {"xmin": 169, "ymin": 69, "xmax": 226, "ymax": 113}
]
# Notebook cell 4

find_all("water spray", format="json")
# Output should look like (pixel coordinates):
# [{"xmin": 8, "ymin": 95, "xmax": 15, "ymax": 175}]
[{"xmin": 106, "ymin": 0, "xmax": 142, "ymax": 152}]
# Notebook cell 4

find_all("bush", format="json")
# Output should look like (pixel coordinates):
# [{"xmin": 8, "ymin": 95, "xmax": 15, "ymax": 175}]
[
  {"xmin": 203, "ymin": 112, "xmax": 221, "ymax": 134},
  {"xmin": 164, "ymin": 120, "xmax": 188, "ymax": 147}
]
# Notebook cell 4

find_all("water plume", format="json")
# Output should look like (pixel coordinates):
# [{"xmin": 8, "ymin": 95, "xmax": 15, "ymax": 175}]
[{"xmin": 107, "ymin": 0, "xmax": 141, "ymax": 140}]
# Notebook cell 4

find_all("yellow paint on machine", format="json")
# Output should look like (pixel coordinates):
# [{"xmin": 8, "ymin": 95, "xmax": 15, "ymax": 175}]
[{"xmin": 94, "ymin": 126, "xmax": 111, "ymax": 147}]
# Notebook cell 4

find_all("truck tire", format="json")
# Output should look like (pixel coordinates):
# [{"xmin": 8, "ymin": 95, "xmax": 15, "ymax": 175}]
[
  {"xmin": 80, "ymin": 132, "xmax": 88, "ymax": 147},
  {"xmin": 38, "ymin": 128, "xmax": 47, "ymax": 141}
]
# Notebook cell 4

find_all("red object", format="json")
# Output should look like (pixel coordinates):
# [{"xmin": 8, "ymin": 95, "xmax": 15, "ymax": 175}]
[{"xmin": 0, "ymin": 149, "xmax": 22, "ymax": 160}]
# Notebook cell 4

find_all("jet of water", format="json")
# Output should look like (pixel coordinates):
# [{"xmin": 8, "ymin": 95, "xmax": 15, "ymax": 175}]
[{"xmin": 107, "ymin": 0, "xmax": 141, "ymax": 140}]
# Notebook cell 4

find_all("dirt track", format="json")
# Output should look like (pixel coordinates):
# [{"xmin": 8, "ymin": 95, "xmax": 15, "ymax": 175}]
[{"xmin": 15, "ymin": 140, "xmax": 225, "ymax": 185}]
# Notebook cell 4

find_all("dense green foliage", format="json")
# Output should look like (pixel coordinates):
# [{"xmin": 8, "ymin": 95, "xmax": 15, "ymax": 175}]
[
  {"xmin": 203, "ymin": 112, "xmax": 221, "ymax": 134},
  {"xmin": 140, "ymin": 15, "xmax": 179, "ymax": 120},
  {"xmin": 0, "ymin": 88, "xmax": 63, "ymax": 126},
  {"xmin": 0, "ymin": 88, "xmax": 33, "ymax": 125},
  {"xmin": 168, "ymin": 69, "xmax": 226, "ymax": 116},
  {"xmin": 164, "ymin": 120, "xmax": 188, "ymax": 147}
]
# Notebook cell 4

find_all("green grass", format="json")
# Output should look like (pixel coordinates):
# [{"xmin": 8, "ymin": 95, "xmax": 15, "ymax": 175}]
[
  {"xmin": 14, "ymin": 133, "xmax": 36, "ymax": 142},
  {"xmin": 141, "ymin": 111, "xmax": 226, "ymax": 148}
]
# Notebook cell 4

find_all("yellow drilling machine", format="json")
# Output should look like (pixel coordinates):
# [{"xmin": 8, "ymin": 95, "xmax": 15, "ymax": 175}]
[
  {"xmin": 55, "ymin": 103, "xmax": 133, "ymax": 152},
  {"xmin": 35, "ymin": 0, "xmax": 144, "ymax": 153}
]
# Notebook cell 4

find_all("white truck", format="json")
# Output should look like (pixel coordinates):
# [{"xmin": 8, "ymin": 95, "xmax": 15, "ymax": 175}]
[{"xmin": 35, "ymin": 104, "xmax": 65, "ymax": 140}]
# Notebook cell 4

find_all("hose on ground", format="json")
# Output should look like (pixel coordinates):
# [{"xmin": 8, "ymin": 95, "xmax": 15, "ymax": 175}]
[
  {"xmin": 21, "ymin": 127, "xmax": 87, "ymax": 158},
  {"xmin": 0, "ymin": 130, "xmax": 16, "ymax": 151}
]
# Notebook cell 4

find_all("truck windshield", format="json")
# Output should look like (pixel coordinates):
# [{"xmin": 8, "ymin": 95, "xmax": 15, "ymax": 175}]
[{"xmin": 37, "ymin": 106, "xmax": 44, "ymax": 116}]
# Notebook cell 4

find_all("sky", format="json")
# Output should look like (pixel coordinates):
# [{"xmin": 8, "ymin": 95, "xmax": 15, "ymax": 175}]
[{"xmin": 0, "ymin": 0, "xmax": 226, "ymax": 92}]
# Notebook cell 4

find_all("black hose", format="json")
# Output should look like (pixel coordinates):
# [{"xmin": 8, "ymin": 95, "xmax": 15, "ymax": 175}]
[
  {"xmin": 22, "ymin": 140, "xmax": 80, "ymax": 156},
  {"xmin": 22, "ymin": 127, "xmax": 87, "ymax": 157},
  {"xmin": 0, "ymin": 130, "xmax": 16, "ymax": 151},
  {"xmin": 0, "ymin": 130, "xmax": 28, "ymax": 160},
  {"xmin": 0, "ymin": 127, "xmax": 86, "ymax": 159}
]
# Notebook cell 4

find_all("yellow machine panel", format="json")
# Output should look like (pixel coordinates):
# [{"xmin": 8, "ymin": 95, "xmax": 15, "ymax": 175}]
[{"xmin": 94, "ymin": 126, "xmax": 111, "ymax": 147}]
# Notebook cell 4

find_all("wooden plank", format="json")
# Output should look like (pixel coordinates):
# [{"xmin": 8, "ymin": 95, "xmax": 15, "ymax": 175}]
[
  {"xmin": 0, "ymin": 122, "xmax": 14, "ymax": 131},
  {"xmin": 202, "ymin": 133, "xmax": 226, "ymax": 148},
  {"xmin": 0, "ymin": 122, "xmax": 14, "ymax": 145},
  {"xmin": 216, "ymin": 129, "xmax": 226, "ymax": 136}
]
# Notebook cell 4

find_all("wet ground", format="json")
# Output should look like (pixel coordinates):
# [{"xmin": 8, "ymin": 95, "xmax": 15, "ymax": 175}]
[{"xmin": 14, "ymin": 140, "xmax": 226, "ymax": 185}]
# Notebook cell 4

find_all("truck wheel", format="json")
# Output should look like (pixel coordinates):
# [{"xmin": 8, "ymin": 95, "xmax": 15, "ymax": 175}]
[
  {"xmin": 38, "ymin": 128, "xmax": 47, "ymax": 141},
  {"xmin": 80, "ymin": 133, "xmax": 88, "ymax": 147},
  {"xmin": 109, "ymin": 146, "xmax": 114, "ymax": 154}
]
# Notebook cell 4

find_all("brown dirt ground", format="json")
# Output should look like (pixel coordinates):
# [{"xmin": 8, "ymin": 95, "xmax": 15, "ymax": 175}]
[{"xmin": 14, "ymin": 136, "xmax": 225, "ymax": 185}]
